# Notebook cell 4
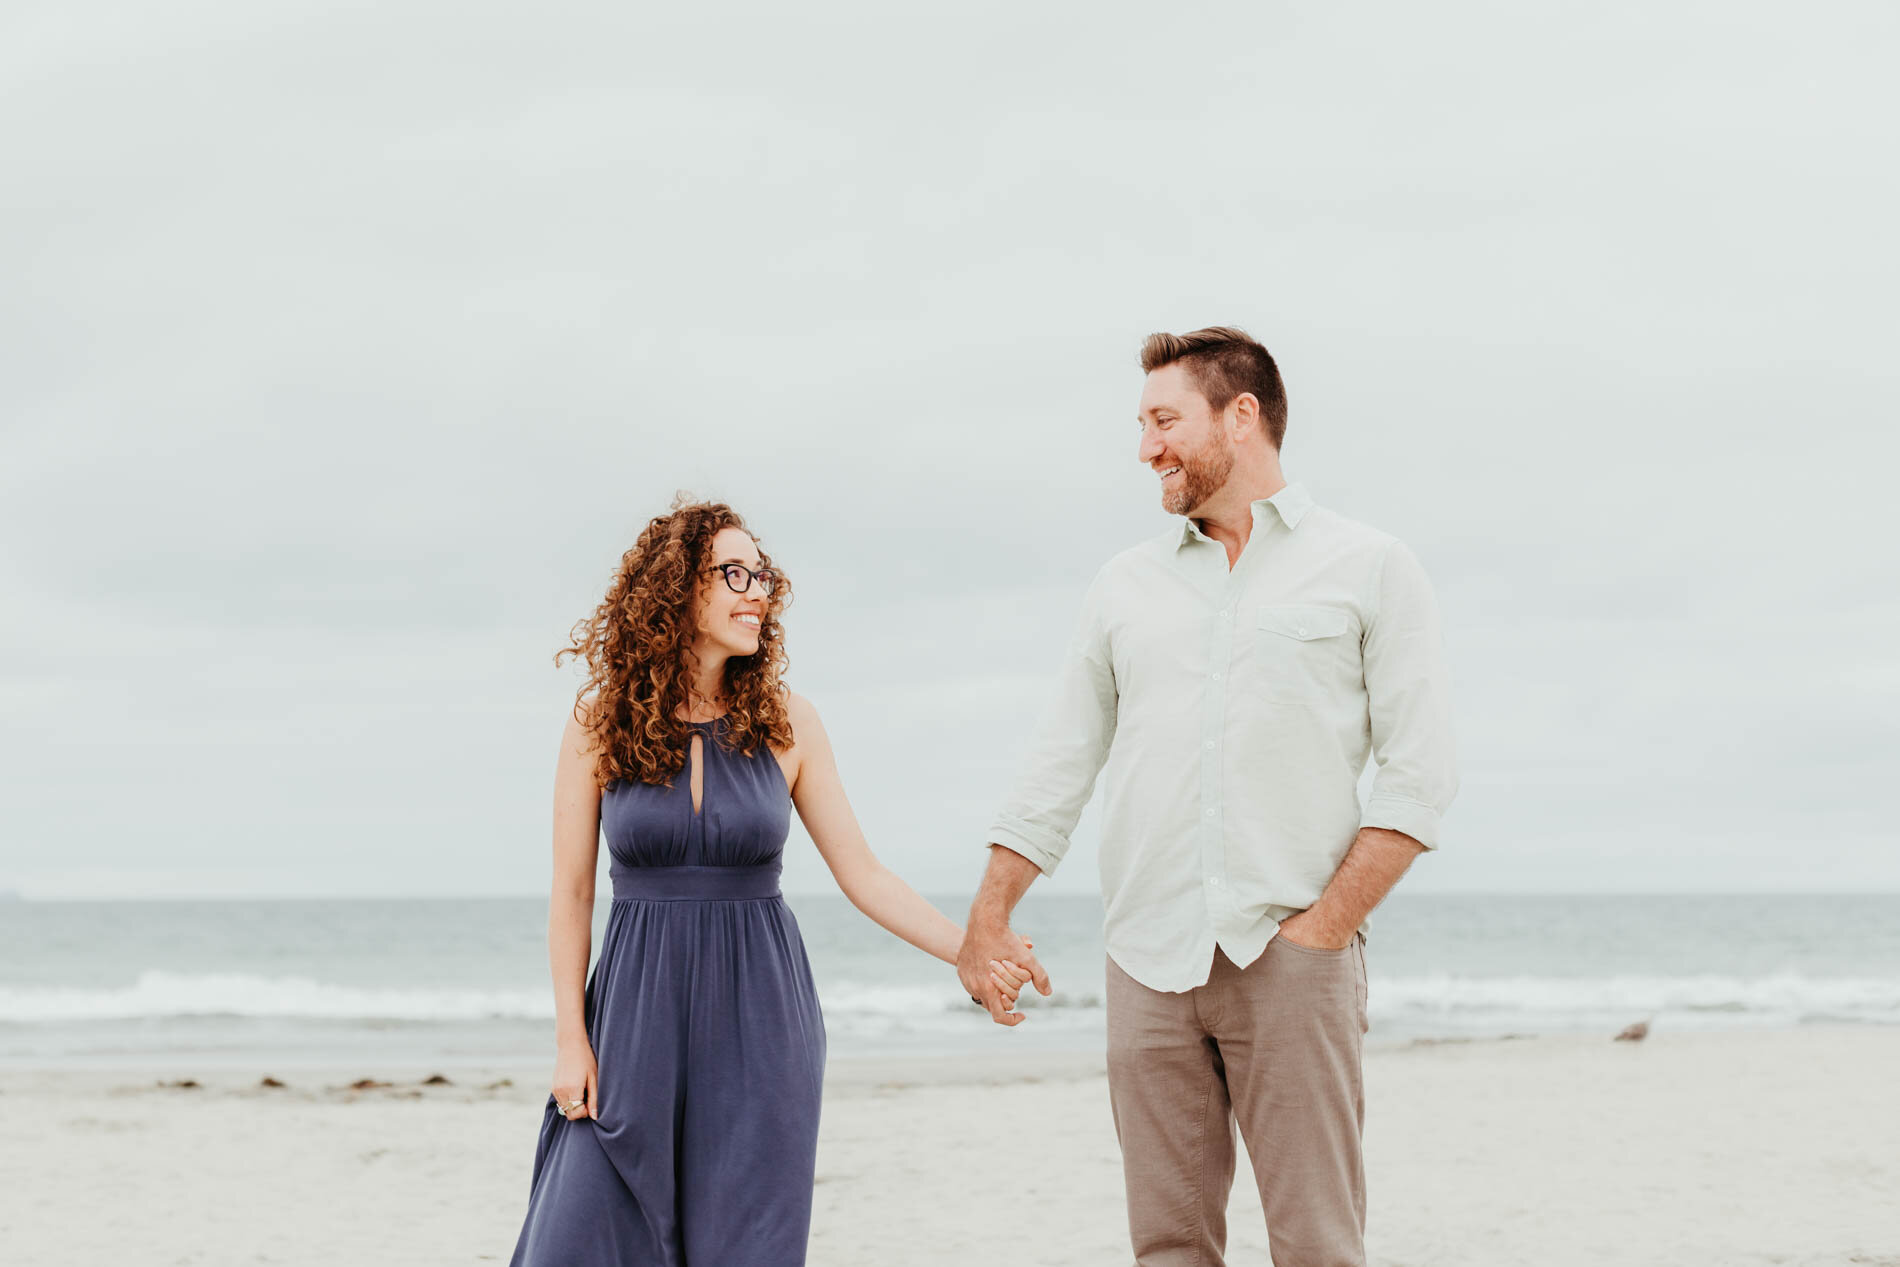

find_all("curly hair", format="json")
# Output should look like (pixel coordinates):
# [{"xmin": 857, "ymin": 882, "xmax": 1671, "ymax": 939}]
[{"xmin": 555, "ymin": 495, "xmax": 794, "ymax": 789}]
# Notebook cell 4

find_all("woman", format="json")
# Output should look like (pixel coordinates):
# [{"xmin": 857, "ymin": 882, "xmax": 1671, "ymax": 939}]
[{"xmin": 508, "ymin": 498, "xmax": 1033, "ymax": 1266}]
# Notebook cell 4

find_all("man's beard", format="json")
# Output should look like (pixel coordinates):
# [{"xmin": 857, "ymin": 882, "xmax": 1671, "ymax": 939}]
[{"xmin": 1161, "ymin": 444, "xmax": 1235, "ymax": 517}]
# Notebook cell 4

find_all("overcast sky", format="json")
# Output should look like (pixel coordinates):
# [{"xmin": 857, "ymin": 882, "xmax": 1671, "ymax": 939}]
[{"xmin": 3, "ymin": 1, "xmax": 1895, "ymax": 900}]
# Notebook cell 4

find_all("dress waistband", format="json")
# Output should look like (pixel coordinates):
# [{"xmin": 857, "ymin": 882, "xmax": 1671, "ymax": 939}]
[{"xmin": 610, "ymin": 862, "xmax": 782, "ymax": 902}]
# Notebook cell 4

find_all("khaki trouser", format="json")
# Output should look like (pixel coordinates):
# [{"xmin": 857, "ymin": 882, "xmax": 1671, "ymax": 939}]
[{"xmin": 1105, "ymin": 933, "xmax": 1369, "ymax": 1267}]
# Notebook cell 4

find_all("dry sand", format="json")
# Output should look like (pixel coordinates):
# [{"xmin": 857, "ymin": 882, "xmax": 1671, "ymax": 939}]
[{"xmin": 3, "ymin": 1027, "xmax": 1896, "ymax": 1265}]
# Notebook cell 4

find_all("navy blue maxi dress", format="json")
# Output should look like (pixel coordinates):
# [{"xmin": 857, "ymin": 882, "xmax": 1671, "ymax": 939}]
[{"xmin": 509, "ymin": 717, "xmax": 827, "ymax": 1265}]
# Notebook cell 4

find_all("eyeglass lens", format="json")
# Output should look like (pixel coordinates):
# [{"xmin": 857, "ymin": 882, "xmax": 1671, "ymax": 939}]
[{"xmin": 722, "ymin": 564, "xmax": 775, "ymax": 596}]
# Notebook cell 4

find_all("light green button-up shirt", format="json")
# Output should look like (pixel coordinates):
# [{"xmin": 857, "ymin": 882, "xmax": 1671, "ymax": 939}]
[{"xmin": 987, "ymin": 483, "xmax": 1459, "ymax": 993}]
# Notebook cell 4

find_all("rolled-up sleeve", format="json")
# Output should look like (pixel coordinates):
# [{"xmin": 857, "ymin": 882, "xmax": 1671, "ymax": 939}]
[
  {"xmin": 986, "ymin": 568, "xmax": 1119, "ymax": 876},
  {"xmin": 1358, "ymin": 541, "xmax": 1458, "ymax": 849}
]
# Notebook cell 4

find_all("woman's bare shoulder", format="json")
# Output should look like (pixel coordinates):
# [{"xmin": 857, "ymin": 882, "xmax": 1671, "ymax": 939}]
[
  {"xmin": 776, "ymin": 689, "xmax": 828, "ymax": 762},
  {"xmin": 562, "ymin": 697, "xmax": 608, "ymax": 753}
]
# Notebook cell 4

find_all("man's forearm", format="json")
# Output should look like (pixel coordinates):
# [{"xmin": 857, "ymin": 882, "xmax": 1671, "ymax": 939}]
[
  {"xmin": 967, "ymin": 843, "xmax": 1043, "ymax": 929},
  {"xmin": 958, "ymin": 845, "xmax": 1051, "ymax": 1026},
  {"xmin": 1303, "ymin": 827, "xmax": 1424, "ymax": 938}
]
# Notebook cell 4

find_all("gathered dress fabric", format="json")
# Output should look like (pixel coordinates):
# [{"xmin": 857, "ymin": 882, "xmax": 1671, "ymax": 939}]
[{"xmin": 509, "ymin": 718, "xmax": 827, "ymax": 1266}]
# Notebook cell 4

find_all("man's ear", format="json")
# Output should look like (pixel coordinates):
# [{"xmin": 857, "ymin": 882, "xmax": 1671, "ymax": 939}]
[{"xmin": 1228, "ymin": 391, "xmax": 1262, "ymax": 442}]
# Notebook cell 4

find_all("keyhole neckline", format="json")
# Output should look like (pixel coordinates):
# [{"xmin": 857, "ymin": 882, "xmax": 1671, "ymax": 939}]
[{"xmin": 688, "ymin": 730, "xmax": 707, "ymax": 819}]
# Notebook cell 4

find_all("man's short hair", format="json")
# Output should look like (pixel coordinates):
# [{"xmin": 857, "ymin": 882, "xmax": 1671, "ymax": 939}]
[{"xmin": 1139, "ymin": 326, "xmax": 1288, "ymax": 450}]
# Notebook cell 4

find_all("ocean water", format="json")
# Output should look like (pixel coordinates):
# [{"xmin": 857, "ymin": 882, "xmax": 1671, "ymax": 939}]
[{"xmin": 1, "ymin": 894, "xmax": 1896, "ymax": 1070}]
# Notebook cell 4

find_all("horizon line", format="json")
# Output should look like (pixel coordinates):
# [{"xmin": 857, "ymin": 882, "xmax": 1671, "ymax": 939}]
[{"xmin": 5, "ymin": 888, "xmax": 1898, "ymax": 903}]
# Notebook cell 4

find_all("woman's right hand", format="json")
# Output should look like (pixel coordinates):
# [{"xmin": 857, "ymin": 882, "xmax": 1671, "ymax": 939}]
[{"xmin": 551, "ymin": 1036, "xmax": 599, "ymax": 1120}]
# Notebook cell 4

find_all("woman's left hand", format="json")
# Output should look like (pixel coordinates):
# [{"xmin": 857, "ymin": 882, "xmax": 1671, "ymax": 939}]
[{"xmin": 988, "ymin": 957, "xmax": 1033, "ymax": 1010}]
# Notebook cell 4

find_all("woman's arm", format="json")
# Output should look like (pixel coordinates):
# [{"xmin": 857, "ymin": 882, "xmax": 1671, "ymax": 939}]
[
  {"xmin": 547, "ymin": 703, "xmax": 604, "ymax": 1114},
  {"xmin": 783, "ymin": 692, "xmax": 966, "ymax": 965}
]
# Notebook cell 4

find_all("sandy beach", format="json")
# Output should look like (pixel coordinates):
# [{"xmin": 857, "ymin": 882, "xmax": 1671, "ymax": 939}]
[{"xmin": 3, "ymin": 1027, "xmax": 1895, "ymax": 1266}]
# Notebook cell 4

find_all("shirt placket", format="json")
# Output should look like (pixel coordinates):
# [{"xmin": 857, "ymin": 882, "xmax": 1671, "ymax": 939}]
[{"xmin": 1200, "ymin": 557, "xmax": 1241, "ymax": 927}]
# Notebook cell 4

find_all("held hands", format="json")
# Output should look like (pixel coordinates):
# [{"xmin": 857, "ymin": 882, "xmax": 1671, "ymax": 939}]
[
  {"xmin": 957, "ymin": 924, "xmax": 1052, "ymax": 1027},
  {"xmin": 988, "ymin": 951, "xmax": 1035, "ymax": 1009},
  {"xmin": 552, "ymin": 1035, "xmax": 600, "ymax": 1121}
]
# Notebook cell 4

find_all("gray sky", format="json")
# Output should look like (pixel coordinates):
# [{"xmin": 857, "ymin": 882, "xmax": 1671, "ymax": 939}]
[{"xmin": 4, "ymin": 1, "xmax": 1896, "ymax": 899}]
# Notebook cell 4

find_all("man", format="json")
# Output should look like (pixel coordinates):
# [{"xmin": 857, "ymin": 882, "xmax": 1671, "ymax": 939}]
[{"xmin": 956, "ymin": 327, "xmax": 1458, "ymax": 1267}]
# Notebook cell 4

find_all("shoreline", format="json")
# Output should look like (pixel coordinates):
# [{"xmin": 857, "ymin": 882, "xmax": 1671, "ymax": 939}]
[
  {"xmin": 3, "ymin": 1027, "xmax": 1895, "ymax": 1265},
  {"xmin": 6, "ymin": 1014, "xmax": 1891, "ymax": 1077},
  {"xmin": 0, "ymin": 1020, "xmax": 1881, "ymax": 1085}
]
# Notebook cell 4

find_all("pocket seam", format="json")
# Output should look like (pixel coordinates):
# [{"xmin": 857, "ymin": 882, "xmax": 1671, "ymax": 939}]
[
  {"xmin": 1255, "ymin": 604, "xmax": 1351, "ymax": 641},
  {"xmin": 1273, "ymin": 933, "xmax": 1354, "ymax": 957}
]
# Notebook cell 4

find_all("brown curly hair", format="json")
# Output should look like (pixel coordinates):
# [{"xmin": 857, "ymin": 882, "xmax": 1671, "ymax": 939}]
[{"xmin": 555, "ymin": 496, "xmax": 794, "ymax": 789}]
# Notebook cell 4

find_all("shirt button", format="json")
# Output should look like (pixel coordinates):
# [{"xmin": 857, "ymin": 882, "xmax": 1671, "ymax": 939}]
[
  {"xmin": 1219, "ymin": 608, "xmax": 1230, "ymax": 617},
  {"xmin": 1205, "ymin": 808, "xmax": 1216, "ymax": 817},
  {"xmin": 1208, "ymin": 876, "xmax": 1223, "ymax": 887},
  {"xmin": 1211, "ymin": 672, "xmax": 1222, "ymax": 681},
  {"xmin": 1297, "ymin": 627, "xmax": 1308, "ymax": 637},
  {"xmin": 1204, "ymin": 740, "xmax": 1215, "ymax": 749}
]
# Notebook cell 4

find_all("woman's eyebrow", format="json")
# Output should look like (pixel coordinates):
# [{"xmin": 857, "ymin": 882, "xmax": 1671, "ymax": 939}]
[{"xmin": 714, "ymin": 556, "xmax": 762, "ymax": 567}]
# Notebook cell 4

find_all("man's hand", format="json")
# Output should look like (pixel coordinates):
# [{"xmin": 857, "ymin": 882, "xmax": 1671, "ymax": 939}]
[
  {"xmin": 957, "ymin": 920, "xmax": 1051, "ymax": 1026},
  {"xmin": 1275, "ymin": 907, "xmax": 1357, "ymax": 951},
  {"xmin": 1276, "ymin": 828, "xmax": 1423, "ymax": 952}
]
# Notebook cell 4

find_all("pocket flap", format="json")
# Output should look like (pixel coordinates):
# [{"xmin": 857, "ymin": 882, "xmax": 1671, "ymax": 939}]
[{"xmin": 1256, "ymin": 605, "xmax": 1350, "ymax": 641}]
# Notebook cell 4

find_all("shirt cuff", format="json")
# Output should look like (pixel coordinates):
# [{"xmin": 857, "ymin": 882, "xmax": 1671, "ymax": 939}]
[
  {"xmin": 1360, "ymin": 796, "xmax": 1442, "ymax": 851},
  {"xmin": 985, "ymin": 816, "xmax": 1070, "ymax": 876}
]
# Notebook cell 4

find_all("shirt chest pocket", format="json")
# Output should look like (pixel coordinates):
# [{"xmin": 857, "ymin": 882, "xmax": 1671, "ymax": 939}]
[{"xmin": 1253, "ymin": 604, "xmax": 1356, "ymax": 703}]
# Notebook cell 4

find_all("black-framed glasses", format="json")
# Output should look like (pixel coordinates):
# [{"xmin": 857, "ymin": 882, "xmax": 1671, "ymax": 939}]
[{"xmin": 708, "ymin": 563, "xmax": 777, "ymax": 598}]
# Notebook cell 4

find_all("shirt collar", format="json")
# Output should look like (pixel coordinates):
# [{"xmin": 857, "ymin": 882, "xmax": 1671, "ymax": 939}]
[{"xmin": 1176, "ymin": 481, "xmax": 1316, "ymax": 548}]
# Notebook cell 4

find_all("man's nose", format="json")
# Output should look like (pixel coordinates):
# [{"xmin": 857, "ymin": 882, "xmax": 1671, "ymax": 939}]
[{"xmin": 1137, "ymin": 427, "xmax": 1164, "ymax": 463}]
